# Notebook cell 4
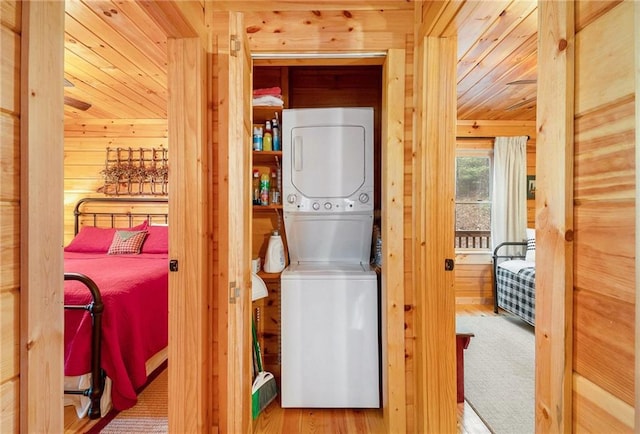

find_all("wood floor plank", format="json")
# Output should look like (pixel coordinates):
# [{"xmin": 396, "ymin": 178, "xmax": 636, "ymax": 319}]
[{"xmin": 279, "ymin": 406, "xmax": 302, "ymax": 434}]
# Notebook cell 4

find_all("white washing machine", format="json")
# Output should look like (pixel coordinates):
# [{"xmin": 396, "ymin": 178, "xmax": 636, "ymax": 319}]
[
  {"xmin": 280, "ymin": 107, "xmax": 380, "ymax": 408},
  {"xmin": 281, "ymin": 264, "xmax": 378, "ymax": 408}
]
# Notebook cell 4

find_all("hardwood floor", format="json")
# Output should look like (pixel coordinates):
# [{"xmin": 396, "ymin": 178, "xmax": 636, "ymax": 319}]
[
  {"xmin": 64, "ymin": 403, "xmax": 101, "ymax": 433},
  {"xmin": 457, "ymin": 401, "xmax": 492, "ymax": 434},
  {"xmin": 64, "ymin": 304, "xmax": 495, "ymax": 433},
  {"xmin": 456, "ymin": 303, "xmax": 498, "ymax": 317},
  {"xmin": 252, "ymin": 406, "xmax": 385, "ymax": 434},
  {"xmin": 65, "ymin": 399, "xmax": 489, "ymax": 434},
  {"xmin": 252, "ymin": 400, "xmax": 490, "ymax": 434}
]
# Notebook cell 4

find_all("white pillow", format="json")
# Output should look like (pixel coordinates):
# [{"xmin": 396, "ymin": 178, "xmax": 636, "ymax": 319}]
[{"xmin": 525, "ymin": 228, "xmax": 536, "ymax": 262}]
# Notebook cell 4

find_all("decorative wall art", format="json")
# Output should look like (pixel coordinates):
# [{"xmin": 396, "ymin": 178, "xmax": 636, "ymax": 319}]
[
  {"xmin": 527, "ymin": 175, "xmax": 536, "ymax": 200},
  {"xmin": 99, "ymin": 147, "xmax": 168, "ymax": 196}
]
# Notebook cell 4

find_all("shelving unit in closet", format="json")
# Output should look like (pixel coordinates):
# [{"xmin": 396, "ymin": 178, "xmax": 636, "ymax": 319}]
[
  {"xmin": 251, "ymin": 66, "xmax": 288, "ymax": 254},
  {"xmin": 252, "ymin": 151, "xmax": 282, "ymax": 213},
  {"xmin": 251, "ymin": 66, "xmax": 288, "ymax": 380}
]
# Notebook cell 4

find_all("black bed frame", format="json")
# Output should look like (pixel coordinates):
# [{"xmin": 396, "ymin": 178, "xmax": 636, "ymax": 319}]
[
  {"xmin": 491, "ymin": 241, "xmax": 527, "ymax": 314},
  {"xmin": 63, "ymin": 197, "xmax": 168, "ymax": 419}
]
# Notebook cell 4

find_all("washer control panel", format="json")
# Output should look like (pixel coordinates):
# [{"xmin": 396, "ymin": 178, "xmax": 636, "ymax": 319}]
[{"xmin": 284, "ymin": 191, "xmax": 373, "ymax": 213}]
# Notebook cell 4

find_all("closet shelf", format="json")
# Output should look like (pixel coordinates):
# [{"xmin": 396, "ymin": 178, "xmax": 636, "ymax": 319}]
[
  {"xmin": 253, "ymin": 204, "xmax": 282, "ymax": 211},
  {"xmin": 252, "ymin": 150, "xmax": 282, "ymax": 165},
  {"xmin": 257, "ymin": 270, "xmax": 282, "ymax": 282}
]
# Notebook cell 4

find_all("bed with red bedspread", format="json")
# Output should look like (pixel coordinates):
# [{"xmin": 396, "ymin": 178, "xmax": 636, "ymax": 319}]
[
  {"xmin": 63, "ymin": 198, "xmax": 168, "ymax": 418},
  {"xmin": 64, "ymin": 251, "xmax": 168, "ymax": 411}
]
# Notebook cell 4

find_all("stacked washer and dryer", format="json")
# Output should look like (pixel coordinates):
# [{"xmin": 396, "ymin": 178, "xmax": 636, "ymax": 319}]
[{"xmin": 280, "ymin": 107, "xmax": 380, "ymax": 408}]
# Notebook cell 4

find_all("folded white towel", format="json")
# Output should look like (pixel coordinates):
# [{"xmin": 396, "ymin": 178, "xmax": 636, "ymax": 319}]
[{"xmin": 253, "ymin": 95, "xmax": 284, "ymax": 107}]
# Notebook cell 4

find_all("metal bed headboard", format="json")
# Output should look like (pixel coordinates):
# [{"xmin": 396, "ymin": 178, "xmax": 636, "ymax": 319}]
[
  {"xmin": 491, "ymin": 241, "xmax": 527, "ymax": 314},
  {"xmin": 73, "ymin": 197, "xmax": 169, "ymax": 235}
]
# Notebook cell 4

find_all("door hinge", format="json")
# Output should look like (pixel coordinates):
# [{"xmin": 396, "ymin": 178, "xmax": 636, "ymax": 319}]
[
  {"xmin": 229, "ymin": 281, "xmax": 240, "ymax": 303},
  {"xmin": 230, "ymin": 35, "xmax": 240, "ymax": 57}
]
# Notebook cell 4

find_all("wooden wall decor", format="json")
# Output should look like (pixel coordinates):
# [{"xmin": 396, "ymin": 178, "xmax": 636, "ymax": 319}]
[{"xmin": 99, "ymin": 146, "xmax": 169, "ymax": 196}]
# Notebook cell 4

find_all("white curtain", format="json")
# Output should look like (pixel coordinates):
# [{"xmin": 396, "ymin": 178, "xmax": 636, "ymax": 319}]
[{"xmin": 491, "ymin": 136, "xmax": 528, "ymax": 254}]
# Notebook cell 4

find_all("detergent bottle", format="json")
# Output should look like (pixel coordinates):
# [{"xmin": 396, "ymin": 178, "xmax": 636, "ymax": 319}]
[{"xmin": 263, "ymin": 230, "xmax": 285, "ymax": 273}]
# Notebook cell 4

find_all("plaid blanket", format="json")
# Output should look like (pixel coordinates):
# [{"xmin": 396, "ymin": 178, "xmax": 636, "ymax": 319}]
[{"xmin": 496, "ymin": 263, "xmax": 535, "ymax": 326}]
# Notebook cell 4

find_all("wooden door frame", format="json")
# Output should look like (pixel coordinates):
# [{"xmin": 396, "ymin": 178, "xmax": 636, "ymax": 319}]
[
  {"xmin": 535, "ymin": 2, "xmax": 574, "ymax": 432},
  {"xmin": 248, "ymin": 51, "xmax": 408, "ymax": 432},
  {"xmin": 20, "ymin": 2, "xmax": 65, "ymax": 432},
  {"xmin": 166, "ymin": 36, "xmax": 210, "ymax": 432},
  {"xmin": 209, "ymin": 10, "xmax": 253, "ymax": 433},
  {"xmin": 636, "ymin": 1, "xmax": 640, "ymax": 430},
  {"xmin": 381, "ymin": 48, "xmax": 408, "ymax": 433},
  {"xmin": 20, "ymin": 2, "xmax": 209, "ymax": 432},
  {"xmin": 411, "ymin": 33, "xmax": 458, "ymax": 433}
]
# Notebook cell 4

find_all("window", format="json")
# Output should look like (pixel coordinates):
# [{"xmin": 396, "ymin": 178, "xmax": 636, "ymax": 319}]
[{"xmin": 455, "ymin": 150, "xmax": 492, "ymax": 251}]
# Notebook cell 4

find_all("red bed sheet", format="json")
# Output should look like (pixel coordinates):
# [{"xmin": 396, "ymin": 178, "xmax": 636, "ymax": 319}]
[{"xmin": 64, "ymin": 252, "xmax": 168, "ymax": 411}]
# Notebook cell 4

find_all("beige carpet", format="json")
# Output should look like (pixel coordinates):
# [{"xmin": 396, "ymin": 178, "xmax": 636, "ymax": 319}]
[
  {"xmin": 99, "ymin": 369, "xmax": 168, "ymax": 433},
  {"xmin": 456, "ymin": 314, "xmax": 535, "ymax": 434}
]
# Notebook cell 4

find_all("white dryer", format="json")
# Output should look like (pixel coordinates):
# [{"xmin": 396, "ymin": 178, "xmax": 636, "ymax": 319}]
[{"xmin": 280, "ymin": 107, "xmax": 379, "ymax": 408}]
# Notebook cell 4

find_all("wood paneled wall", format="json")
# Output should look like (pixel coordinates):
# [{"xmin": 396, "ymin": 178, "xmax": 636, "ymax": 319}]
[
  {"xmin": 536, "ymin": 1, "xmax": 636, "ymax": 431},
  {"xmin": 572, "ymin": 1, "xmax": 635, "ymax": 430},
  {"xmin": 0, "ymin": 1, "xmax": 21, "ymax": 431},
  {"xmin": 63, "ymin": 119, "xmax": 168, "ymax": 243},
  {"xmin": 455, "ymin": 262, "xmax": 494, "ymax": 305},
  {"xmin": 244, "ymin": 9, "xmax": 410, "ymax": 52}
]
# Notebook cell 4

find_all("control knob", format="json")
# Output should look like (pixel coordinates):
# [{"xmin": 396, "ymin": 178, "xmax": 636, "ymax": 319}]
[
  {"xmin": 287, "ymin": 194, "xmax": 297, "ymax": 204},
  {"xmin": 324, "ymin": 202, "xmax": 332, "ymax": 210},
  {"xmin": 359, "ymin": 193, "xmax": 370, "ymax": 203},
  {"xmin": 312, "ymin": 202, "xmax": 320, "ymax": 210}
]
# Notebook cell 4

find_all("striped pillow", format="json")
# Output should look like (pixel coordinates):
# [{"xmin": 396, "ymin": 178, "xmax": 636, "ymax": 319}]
[
  {"xmin": 107, "ymin": 230, "xmax": 148, "ymax": 255},
  {"xmin": 525, "ymin": 228, "xmax": 536, "ymax": 262}
]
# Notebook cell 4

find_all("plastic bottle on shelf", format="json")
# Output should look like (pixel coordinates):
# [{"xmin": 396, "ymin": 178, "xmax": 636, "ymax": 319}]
[
  {"xmin": 263, "ymin": 230, "xmax": 285, "ymax": 273},
  {"xmin": 252, "ymin": 169, "xmax": 260, "ymax": 205},
  {"xmin": 260, "ymin": 173, "xmax": 270, "ymax": 206},
  {"xmin": 253, "ymin": 127, "xmax": 263, "ymax": 151},
  {"xmin": 263, "ymin": 120, "xmax": 273, "ymax": 151},
  {"xmin": 270, "ymin": 170, "xmax": 280, "ymax": 204},
  {"xmin": 272, "ymin": 117, "xmax": 280, "ymax": 151},
  {"xmin": 276, "ymin": 165, "xmax": 282, "ymax": 202}
]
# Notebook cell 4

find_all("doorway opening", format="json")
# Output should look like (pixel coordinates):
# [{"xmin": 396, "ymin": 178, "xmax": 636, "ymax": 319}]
[{"xmin": 250, "ymin": 59, "xmax": 386, "ymax": 429}]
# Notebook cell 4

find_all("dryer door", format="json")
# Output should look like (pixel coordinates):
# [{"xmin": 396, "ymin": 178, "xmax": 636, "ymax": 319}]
[{"xmin": 289, "ymin": 124, "xmax": 366, "ymax": 198}]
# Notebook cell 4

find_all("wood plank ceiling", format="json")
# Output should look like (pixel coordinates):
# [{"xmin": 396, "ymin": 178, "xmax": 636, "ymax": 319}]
[{"xmin": 63, "ymin": 0, "xmax": 537, "ymax": 122}]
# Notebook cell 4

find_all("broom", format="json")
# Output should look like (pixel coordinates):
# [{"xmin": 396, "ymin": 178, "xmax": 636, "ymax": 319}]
[{"xmin": 252, "ymin": 319, "xmax": 277, "ymax": 419}]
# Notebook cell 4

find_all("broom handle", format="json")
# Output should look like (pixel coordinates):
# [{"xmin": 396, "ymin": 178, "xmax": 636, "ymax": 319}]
[{"xmin": 252, "ymin": 318, "xmax": 264, "ymax": 373}]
